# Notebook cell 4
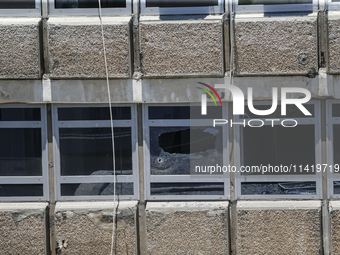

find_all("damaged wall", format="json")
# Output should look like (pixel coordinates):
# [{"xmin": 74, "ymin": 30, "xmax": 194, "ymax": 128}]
[{"xmin": 54, "ymin": 201, "xmax": 137, "ymax": 255}]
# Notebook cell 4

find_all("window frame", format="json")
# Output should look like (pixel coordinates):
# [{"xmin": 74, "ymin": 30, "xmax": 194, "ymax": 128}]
[
  {"xmin": 328, "ymin": 0, "xmax": 340, "ymax": 10},
  {"xmin": 233, "ymin": 0, "xmax": 318, "ymax": 13},
  {"xmin": 143, "ymin": 103, "xmax": 230, "ymax": 201},
  {"xmin": 140, "ymin": 0, "xmax": 224, "ymax": 15},
  {"xmin": 0, "ymin": 0, "xmax": 41, "ymax": 17},
  {"xmin": 49, "ymin": 0, "xmax": 132, "ymax": 16},
  {"xmin": 52, "ymin": 104, "xmax": 139, "ymax": 201},
  {"xmin": 326, "ymin": 100, "xmax": 340, "ymax": 199},
  {"xmin": 0, "ymin": 104, "xmax": 48, "ymax": 202},
  {"xmin": 234, "ymin": 100, "xmax": 322, "ymax": 199}
]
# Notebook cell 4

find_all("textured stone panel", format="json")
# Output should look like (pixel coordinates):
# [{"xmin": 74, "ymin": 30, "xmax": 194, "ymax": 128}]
[
  {"xmin": 146, "ymin": 202, "xmax": 229, "ymax": 255},
  {"xmin": 0, "ymin": 18, "xmax": 41, "ymax": 79},
  {"xmin": 234, "ymin": 15, "xmax": 318, "ymax": 76},
  {"xmin": 0, "ymin": 203, "xmax": 48, "ymax": 254},
  {"xmin": 140, "ymin": 16, "xmax": 224, "ymax": 77},
  {"xmin": 328, "ymin": 13, "xmax": 340, "ymax": 74},
  {"xmin": 237, "ymin": 201, "xmax": 321, "ymax": 255},
  {"xmin": 47, "ymin": 17, "xmax": 131, "ymax": 78},
  {"xmin": 55, "ymin": 201, "xmax": 137, "ymax": 255}
]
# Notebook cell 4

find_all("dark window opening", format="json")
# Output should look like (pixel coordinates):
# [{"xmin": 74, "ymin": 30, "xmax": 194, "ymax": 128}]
[
  {"xmin": 61, "ymin": 183, "xmax": 133, "ymax": 196},
  {"xmin": 0, "ymin": 0, "xmax": 35, "ymax": 9},
  {"xmin": 146, "ymin": 0, "xmax": 218, "ymax": 8},
  {"xmin": 55, "ymin": 0, "xmax": 126, "ymax": 8},
  {"xmin": 150, "ymin": 182, "xmax": 224, "ymax": 195},
  {"xmin": 241, "ymin": 182, "xmax": 316, "ymax": 195}
]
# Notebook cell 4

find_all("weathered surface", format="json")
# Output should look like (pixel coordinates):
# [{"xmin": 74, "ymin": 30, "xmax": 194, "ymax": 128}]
[
  {"xmin": 55, "ymin": 201, "xmax": 137, "ymax": 255},
  {"xmin": 237, "ymin": 201, "xmax": 322, "ymax": 255},
  {"xmin": 234, "ymin": 15, "xmax": 318, "ymax": 76},
  {"xmin": 330, "ymin": 201, "xmax": 340, "ymax": 254},
  {"xmin": 328, "ymin": 13, "xmax": 340, "ymax": 74},
  {"xmin": 140, "ymin": 16, "xmax": 224, "ymax": 77},
  {"xmin": 146, "ymin": 202, "xmax": 229, "ymax": 254},
  {"xmin": 0, "ymin": 203, "xmax": 47, "ymax": 254},
  {"xmin": 0, "ymin": 18, "xmax": 41, "ymax": 79},
  {"xmin": 47, "ymin": 17, "xmax": 131, "ymax": 78}
]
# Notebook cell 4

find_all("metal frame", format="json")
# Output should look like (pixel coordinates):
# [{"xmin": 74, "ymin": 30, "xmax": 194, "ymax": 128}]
[
  {"xmin": 233, "ymin": 0, "xmax": 318, "ymax": 13},
  {"xmin": 52, "ymin": 104, "xmax": 139, "ymax": 201},
  {"xmin": 326, "ymin": 100, "xmax": 340, "ymax": 199},
  {"xmin": 143, "ymin": 103, "xmax": 230, "ymax": 201},
  {"xmin": 0, "ymin": 0, "xmax": 41, "ymax": 16},
  {"xmin": 234, "ymin": 100, "xmax": 322, "ymax": 199},
  {"xmin": 328, "ymin": 0, "xmax": 340, "ymax": 10},
  {"xmin": 0, "ymin": 104, "xmax": 49, "ymax": 201},
  {"xmin": 49, "ymin": 0, "xmax": 132, "ymax": 16},
  {"xmin": 140, "ymin": 0, "xmax": 224, "ymax": 15}
]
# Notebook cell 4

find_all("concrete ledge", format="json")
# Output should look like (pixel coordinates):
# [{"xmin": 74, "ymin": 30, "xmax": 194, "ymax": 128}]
[
  {"xmin": 140, "ymin": 15, "xmax": 224, "ymax": 78},
  {"xmin": 0, "ymin": 18, "xmax": 41, "ymax": 79},
  {"xmin": 236, "ymin": 200, "xmax": 322, "ymax": 255},
  {"xmin": 55, "ymin": 201, "xmax": 138, "ymax": 254},
  {"xmin": 234, "ymin": 14, "xmax": 318, "ymax": 76},
  {"xmin": 47, "ymin": 17, "xmax": 132, "ymax": 79},
  {"xmin": 328, "ymin": 12, "xmax": 340, "ymax": 74},
  {"xmin": 0, "ymin": 202, "xmax": 48, "ymax": 254},
  {"xmin": 146, "ymin": 201, "xmax": 229, "ymax": 254}
]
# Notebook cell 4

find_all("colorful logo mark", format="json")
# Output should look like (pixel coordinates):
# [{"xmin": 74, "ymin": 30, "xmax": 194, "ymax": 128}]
[{"xmin": 196, "ymin": 82, "xmax": 223, "ymax": 106}]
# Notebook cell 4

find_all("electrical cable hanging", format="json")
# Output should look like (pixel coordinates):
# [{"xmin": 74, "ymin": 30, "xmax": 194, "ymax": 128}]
[{"xmin": 97, "ymin": 1, "xmax": 117, "ymax": 254}]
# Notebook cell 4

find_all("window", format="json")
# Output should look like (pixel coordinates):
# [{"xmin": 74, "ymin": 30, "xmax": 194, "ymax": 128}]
[
  {"xmin": 328, "ymin": 0, "xmax": 340, "ymax": 10},
  {"xmin": 144, "ymin": 104, "xmax": 229, "ymax": 200},
  {"xmin": 53, "ymin": 105, "xmax": 138, "ymax": 200},
  {"xmin": 0, "ymin": 0, "xmax": 41, "ymax": 16},
  {"xmin": 49, "ymin": 0, "xmax": 131, "ymax": 15},
  {"xmin": 0, "ymin": 105, "xmax": 48, "ymax": 201},
  {"xmin": 326, "ymin": 101, "xmax": 340, "ymax": 198},
  {"xmin": 234, "ymin": 0, "xmax": 317, "ymax": 13},
  {"xmin": 234, "ymin": 101, "xmax": 321, "ymax": 199},
  {"xmin": 141, "ymin": 0, "xmax": 224, "ymax": 15}
]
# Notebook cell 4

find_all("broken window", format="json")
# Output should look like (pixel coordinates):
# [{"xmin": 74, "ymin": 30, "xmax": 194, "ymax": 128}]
[
  {"xmin": 0, "ymin": 106, "xmax": 48, "ymax": 201},
  {"xmin": 236, "ymin": 102, "xmax": 321, "ymax": 198},
  {"xmin": 141, "ymin": 0, "xmax": 223, "ymax": 15},
  {"xmin": 145, "ymin": 104, "xmax": 227, "ymax": 199},
  {"xmin": 54, "ymin": 105, "xmax": 138, "ymax": 200}
]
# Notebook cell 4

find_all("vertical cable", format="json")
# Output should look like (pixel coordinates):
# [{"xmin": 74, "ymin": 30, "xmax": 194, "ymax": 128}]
[{"xmin": 97, "ymin": 1, "xmax": 117, "ymax": 254}]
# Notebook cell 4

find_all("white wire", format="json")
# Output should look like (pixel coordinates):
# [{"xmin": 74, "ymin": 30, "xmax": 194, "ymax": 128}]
[{"xmin": 97, "ymin": 1, "xmax": 117, "ymax": 254}]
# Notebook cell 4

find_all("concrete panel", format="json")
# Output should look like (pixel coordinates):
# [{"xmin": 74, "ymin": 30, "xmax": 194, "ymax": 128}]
[
  {"xmin": 0, "ymin": 18, "xmax": 41, "ymax": 79},
  {"xmin": 234, "ymin": 14, "xmax": 318, "ymax": 76},
  {"xmin": 237, "ymin": 201, "xmax": 322, "ymax": 255},
  {"xmin": 328, "ymin": 12, "xmax": 340, "ymax": 74},
  {"xmin": 47, "ymin": 17, "xmax": 132, "ymax": 79},
  {"xmin": 146, "ymin": 202, "xmax": 229, "ymax": 255},
  {"xmin": 329, "ymin": 201, "xmax": 340, "ymax": 254},
  {"xmin": 0, "ymin": 203, "xmax": 48, "ymax": 254},
  {"xmin": 55, "ymin": 201, "xmax": 137, "ymax": 254},
  {"xmin": 140, "ymin": 16, "xmax": 224, "ymax": 78}
]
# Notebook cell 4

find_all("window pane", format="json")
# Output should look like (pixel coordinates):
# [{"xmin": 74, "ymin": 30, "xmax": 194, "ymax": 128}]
[
  {"xmin": 150, "ymin": 183, "xmax": 224, "ymax": 195},
  {"xmin": 0, "ymin": 108, "xmax": 41, "ymax": 121},
  {"xmin": 241, "ymin": 182, "xmax": 316, "ymax": 195},
  {"xmin": 149, "ymin": 106, "xmax": 222, "ymax": 119},
  {"xmin": 60, "ymin": 127, "xmax": 132, "ymax": 176},
  {"xmin": 333, "ymin": 125, "xmax": 340, "ymax": 174},
  {"xmin": 239, "ymin": 0, "xmax": 312, "ymax": 5},
  {"xmin": 55, "ymin": 0, "xmax": 126, "ymax": 8},
  {"xmin": 243, "ymin": 104, "xmax": 314, "ymax": 119},
  {"xmin": 58, "ymin": 107, "xmax": 131, "ymax": 121},
  {"xmin": 334, "ymin": 182, "xmax": 340, "ymax": 194},
  {"xmin": 150, "ymin": 126, "xmax": 223, "ymax": 175},
  {"xmin": 0, "ymin": 128, "xmax": 42, "ymax": 176},
  {"xmin": 61, "ymin": 183, "xmax": 133, "ymax": 196},
  {"xmin": 0, "ymin": 0, "xmax": 35, "ymax": 9},
  {"xmin": 242, "ymin": 125, "xmax": 315, "ymax": 175},
  {"xmin": 0, "ymin": 184, "xmax": 43, "ymax": 197},
  {"xmin": 146, "ymin": 0, "xmax": 218, "ymax": 8}
]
